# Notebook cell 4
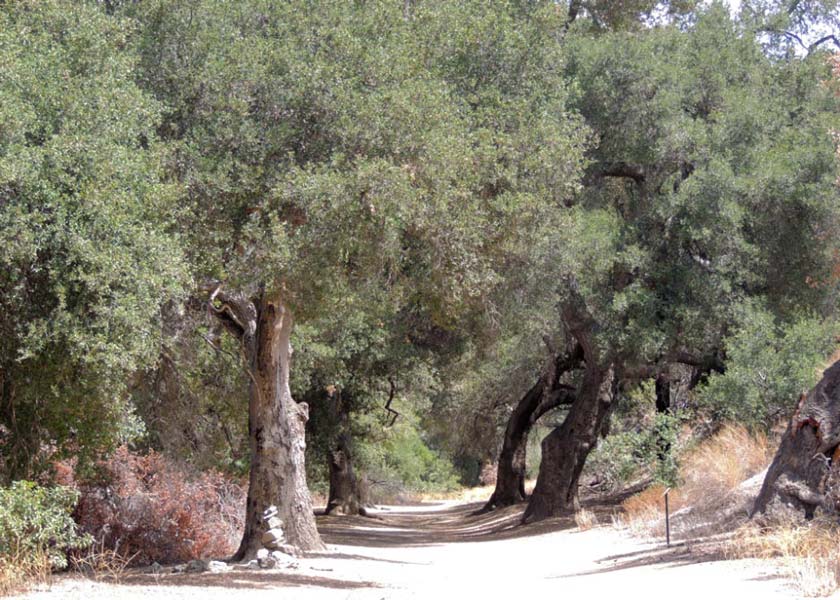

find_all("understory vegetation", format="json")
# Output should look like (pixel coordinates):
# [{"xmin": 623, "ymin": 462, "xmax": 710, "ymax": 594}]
[{"xmin": 1, "ymin": 0, "xmax": 840, "ymax": 595}]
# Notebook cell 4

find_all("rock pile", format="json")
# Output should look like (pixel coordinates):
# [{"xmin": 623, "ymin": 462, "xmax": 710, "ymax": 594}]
[
  {"xmin": 245, "ymin": 505, "xmax": 299, "ymax": 570},
  {"xmin": 261, "ymin": 505, "xmax": 286, "ymax": 549}
]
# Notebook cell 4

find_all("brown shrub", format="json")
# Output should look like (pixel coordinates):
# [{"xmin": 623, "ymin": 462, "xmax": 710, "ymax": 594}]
[{"xmin": 70, "ymin": 447, "xmax": 245, "ymax": 566}]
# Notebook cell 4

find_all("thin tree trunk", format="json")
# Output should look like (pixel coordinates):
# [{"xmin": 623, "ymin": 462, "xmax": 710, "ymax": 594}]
[
  {"xmin": 567, "ymin": 0, "xmax": 582, "ymax": 24},
  {"xmin": 209, "ymin": 286, "xmax": 324, "ymax": 560},
  {"xmin": 484, "ymin": 381, "xmax": 544, "ymax": 510},
  {"xmin": 325, "ymin": 390, "xmax": 366, "ymax": 516},
  {"xmin": 753, "ymin": 360, "xmax": 840, "ymax": 521},
  {"xmin": 655, "ymin": 371, "xmax": 671, "ymax": 460}
]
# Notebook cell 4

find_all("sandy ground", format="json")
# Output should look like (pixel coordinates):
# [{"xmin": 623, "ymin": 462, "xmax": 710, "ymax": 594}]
[{"xmin": 18, "ymin": 500, "xmax": 806, "ymax": 600}]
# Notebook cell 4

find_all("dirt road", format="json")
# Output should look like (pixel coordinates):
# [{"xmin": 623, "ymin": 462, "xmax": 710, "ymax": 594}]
[{"xmin": 21, "ymin": 501, "xmax": 803, "ymax": 599}]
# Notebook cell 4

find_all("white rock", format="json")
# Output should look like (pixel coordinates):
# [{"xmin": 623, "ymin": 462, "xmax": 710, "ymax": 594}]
[
  {"xmin": 270, "ymin": 551, "xmax": 299, "ymax": 569},
  {"xmin": 207, "ymin": 560, "xmax": 231, "ymax": 573},
  {"xmin": 262, "ymin": 528, "xmax": 286, "ymax": 546},
  {"xmin": 258, "ymin": 555, "xmax": 277, "ymax": 569},
  {"xmin": 272, "ymin": 543, "xmax": 300, "ymax": 557}
]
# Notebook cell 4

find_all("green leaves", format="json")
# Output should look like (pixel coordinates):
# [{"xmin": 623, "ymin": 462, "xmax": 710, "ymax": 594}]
[
  {"xmin": 557, "ymin": 4, "xmax": 840, "ymax": 364},
  {"xmin": 698, "ymin": 303, "xmax": 838, "ymax": 428},
  {"xmin": 0, "ymin": 0, "xmax": 186, "ymax": 479},
  {"xmin": 0, "ymin": 481, "xmax": 91, "ymax": 569}
]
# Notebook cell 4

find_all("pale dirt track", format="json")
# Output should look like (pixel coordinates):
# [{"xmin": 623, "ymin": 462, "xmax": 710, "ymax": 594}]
[{"xmin": 19, "ymin": 499, "xmax": 806, "ymax": 600}]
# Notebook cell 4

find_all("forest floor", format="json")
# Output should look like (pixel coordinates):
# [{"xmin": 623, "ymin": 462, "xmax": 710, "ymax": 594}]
[{"xmin": 18, "ymin": 495, "xmax": 808, "ymax": 600}]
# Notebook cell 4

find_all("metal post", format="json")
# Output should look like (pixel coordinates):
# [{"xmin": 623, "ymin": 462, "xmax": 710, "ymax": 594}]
[{"xmin": 664, "ymin": 488, "xmax": 671, "ymax": 547}]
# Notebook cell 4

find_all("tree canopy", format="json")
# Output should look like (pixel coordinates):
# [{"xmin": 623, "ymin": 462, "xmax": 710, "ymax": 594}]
[{"xmin": 1, "ymin": 0, "xmax": 839, "ymax": 554}]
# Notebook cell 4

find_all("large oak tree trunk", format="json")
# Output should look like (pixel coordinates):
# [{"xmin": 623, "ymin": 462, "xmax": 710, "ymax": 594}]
[
  {"xmin": 753, "ymin": 360, "xmax": 840, "ymax": 521},
  {"xmin": 210, "ymin": 287, "xmax": 324, "ymax": 560},
  {"xmin": 523, "ymin": 363, "xmax": 615, "ymax": 522},
  {"xmin": 522, "ymin": 280, "xmax": 615, "ymax": 523},
  {"xmin": 325, "ymin": 391, "xmax": 365, "ymax": 516},
  {"xmin": 481, "ymin": 346, "xmax": 581, "ymax": 512}
]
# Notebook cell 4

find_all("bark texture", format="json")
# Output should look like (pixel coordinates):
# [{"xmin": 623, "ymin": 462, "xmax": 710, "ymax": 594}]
[
  {"xmin": 325, "ymin": 391, "xmax": 366, "ymax": 516},
  {"xmin": 209, "ymin": 286, "xmax": 324, "ymax": 560},
  {"xmin": 753, "ymin": 360, "xmax": 840, "ymax": 521},
  {"xmin": 481, "ymin": 346, "xmax": 582, "ymax": 512},
  {"xmin": 523, "ymin": 363, "xmax": 615, "ymax": 522},
  {"xmin": 522, "ymin": 282, "xmax": 616, "ymax": 523}
]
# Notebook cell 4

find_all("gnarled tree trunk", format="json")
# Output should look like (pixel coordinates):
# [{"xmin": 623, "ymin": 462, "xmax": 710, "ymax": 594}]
[
  {"xmin": 481, "ymin": 346, "xmax": 581, "ymax": 512},
  {"xmin": 753, "ymin": 360, "xmax": 840, "ymax": 521},
  {"xmin": 486, "ymin": 380, "xmax": 543, "ymax": 510},
  {"xmin": 523, "ymin": 362, "xmax": 615, "ymax": 522},
  {"xmin": 325, "ymin": 391, "xmax": 366, "ymax": 516},
  {"xmin": 522, "ymin": 282, "xmax": 616, "ymax": 523},
  {"xmin": 209, "ymin": 286, "xmax": 324, "ymax": 560}
]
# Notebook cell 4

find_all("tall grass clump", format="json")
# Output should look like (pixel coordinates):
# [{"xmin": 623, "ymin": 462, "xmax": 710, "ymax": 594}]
[
  {"xmin": 732, "ymin": 521, "xmax": 840, "ymax": 597},
  {"xmin": 618, "ymin": 425, "xmax": 771, "ymax": 537}
]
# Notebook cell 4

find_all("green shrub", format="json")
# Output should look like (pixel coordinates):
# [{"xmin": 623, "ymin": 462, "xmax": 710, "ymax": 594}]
[
  {"xmin": 0, "ymin": 481, "xmax": 91, "ymax": 569},
  {"xmin": 358, "ymin": 419, "xmax": 461, "ymax": 499},
  {"xmin": 585, "ymin": 430, "xmax": 647, "ymax": 491},
  {"xmin": 584, "ymin": 406, "xmax": 686, "ymax": 491},
  {"xmin": 698, "ymin": 304, "xmax": 837, "ymax": 430},
  {"xmin": 0, "ymin": 481, "xmax": 91, "ymax": 594}
]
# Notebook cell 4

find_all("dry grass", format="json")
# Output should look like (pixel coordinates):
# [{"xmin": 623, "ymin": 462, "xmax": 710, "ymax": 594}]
[
  {"xmin": 615, "ymin": 423, "xmax": 840, "ymax": 596},
  {"xmin": 0, "ymin": 549, "xmax": 51, "ymax": 596},
  {"xmin": 731, "ymin": 521, "xmax": 840, "ymax": 597},
  {"xmin": 70, "ymin": 539, "xmax": 137, "ymax": 583},
  {"xmin": 680, "ymin": 425, "xmax": 769, "ymax": 499},
  {"xmin": 617, "ymin": 485, "xmax": 686, "ymax": 537},
  {"xmin": 619, "ymin": 425, "xmax": 772, "ymax": 538},
  {"xmin": 574, "ymin": 508, "xmax": 598, "ymax": 531},
  {"xmin": 417, "ymin": 485, "xmax": 496, "ymax": 504}
]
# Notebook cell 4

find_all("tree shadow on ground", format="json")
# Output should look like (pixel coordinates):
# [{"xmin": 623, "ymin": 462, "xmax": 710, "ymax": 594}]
[
  {"xmin": 550, "ymin": 536, "xmax": 731, "ymax": 578},
  {"xmin": 110, "ymin": 484, "xmax": 741, "ymax": 592},
  {"xmin": 317, "ymin": 481, "xmax": 652, "ymax": 550},
  {"xmin": 316, "ymin": 500, "xmax": 577, "ymax": 548},
  {"xmin": 118, "ymin": 569, "xmax": 380, "ymax": 591}
]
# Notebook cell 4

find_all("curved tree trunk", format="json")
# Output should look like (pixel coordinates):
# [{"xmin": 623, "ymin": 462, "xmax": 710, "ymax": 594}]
[
  {"xmin": 522, "ymin": 281, "xmax": 616, "ymax": 523},
  {"xmin": 753, "ymin": 360, "xmax": 840, "ymax": 521},
  {"xmin": 483, "ymin": 381, "xmax": 545, "ymax": 510},
  {"xmin": 325, "ymin": 391, "xmax": 366, "ymax": 516},
  {"xmin": 523, "ymin": 363, "xmax": 615, "ymax": 522},
  {"xmin": 481, "ymin": 347, "xmax": 581, "ymax": 513},
  {"xmin": 209, "ymin": 286, "xmax": 324, "ymax": 560}
]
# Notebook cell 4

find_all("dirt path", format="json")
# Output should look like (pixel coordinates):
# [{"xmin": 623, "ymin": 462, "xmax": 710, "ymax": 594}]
[{"xmin": 21, "ymin": 501, "xmax": 804, "ymax": 599}]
